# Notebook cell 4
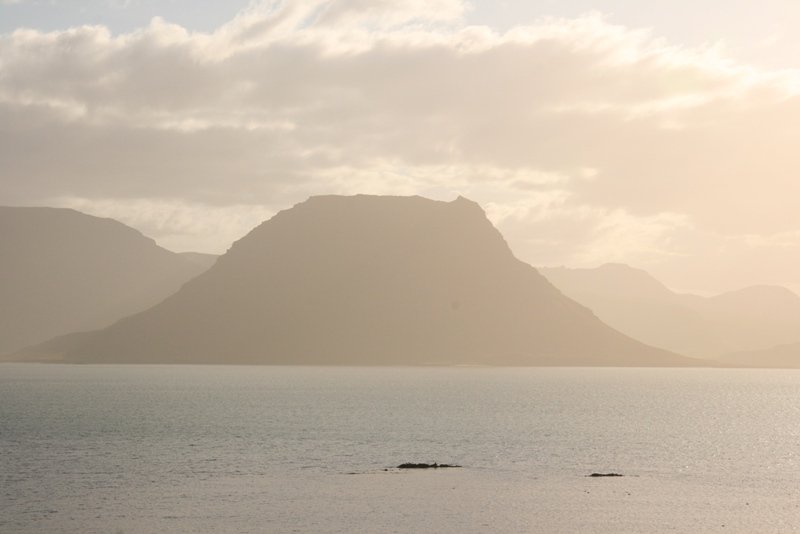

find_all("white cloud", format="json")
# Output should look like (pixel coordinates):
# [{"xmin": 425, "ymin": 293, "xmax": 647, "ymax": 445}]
[{"xmin": 2, "ymin": 0, "xmax": 800, "ymax": 292}]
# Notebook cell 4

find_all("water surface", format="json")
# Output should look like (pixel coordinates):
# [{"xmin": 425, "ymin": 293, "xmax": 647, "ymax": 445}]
[{"xmin": 2, "ymin": 364, "xmax": 799, "ymax": 532}]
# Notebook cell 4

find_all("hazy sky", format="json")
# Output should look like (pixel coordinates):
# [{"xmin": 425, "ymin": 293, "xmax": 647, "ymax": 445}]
[{"xmin": 2, "ymin": 0, "xmax": 800, "ymax": 294}]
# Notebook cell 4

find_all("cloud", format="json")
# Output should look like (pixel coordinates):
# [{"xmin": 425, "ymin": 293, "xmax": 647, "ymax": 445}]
[
  {"xmin": 52, "ymin": 196, "xmax": 276, "ymax": 253},
  {"xmin": 2, "ymin": 0, "xmax": 800, "ymax": 292}
]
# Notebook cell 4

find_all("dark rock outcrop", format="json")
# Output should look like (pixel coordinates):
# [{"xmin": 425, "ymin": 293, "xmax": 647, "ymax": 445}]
[{"xmin": 397, "ymin": 463, "xmax": 461, "ymax": 469}]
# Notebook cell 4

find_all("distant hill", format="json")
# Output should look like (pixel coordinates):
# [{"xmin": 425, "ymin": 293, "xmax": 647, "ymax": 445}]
[
  {"xmin": 0, "ymin": 207, "xmax": 213, "ymax": 356},
  {"xmin": 541, "ymin": 264, "xmax": 800, "ymax": 358},
  {"xmin": 23, "ymin": 195, "xmax": 699, "ymax": 366},
  {"xmin": 721, "ymin": 342, "xmax": 800, "ymax": 368}
]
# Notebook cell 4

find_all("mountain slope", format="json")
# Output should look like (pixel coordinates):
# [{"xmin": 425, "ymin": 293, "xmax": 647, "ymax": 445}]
[
  {"xmin": 179, "ymin": 252, "xmax": 218, "ymax": 270},
  {"xmin": 37, "ymin": 195, "xmax": 697, "ymax": 366},
  {"xmin": 0, "ymin": 206, "xmax": 212, "ymax": 355},
  {"xmin": 721, "ymin": 342, "xmax": 800, "ymax": 368},
  {"xmin": 540, "ymin": 264, "xmax": 800, "ymax": 358}
]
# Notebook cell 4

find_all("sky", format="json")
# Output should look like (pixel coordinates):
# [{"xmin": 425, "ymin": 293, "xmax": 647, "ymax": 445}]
[{"xmin": 2, "ymin": 0, "xmax": 800, "ymax": 295}]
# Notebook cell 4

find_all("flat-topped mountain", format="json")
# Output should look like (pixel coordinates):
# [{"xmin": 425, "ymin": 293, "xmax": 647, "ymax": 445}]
[
  {"xmin": 0, "ymin": 206, "xmax": 212, "ymax": 356},
  {"xmin": 29, "ymin": 195, "xmax": 698, "ymax": 366},
  {"xmin": 541, "ymin": 264, "xmax": 800, "ymax": 358}
]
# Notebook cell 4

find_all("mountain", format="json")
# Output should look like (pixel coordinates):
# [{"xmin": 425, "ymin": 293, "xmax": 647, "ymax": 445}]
[
  {"xmin": 23, "ymin": 195, "xmax": 698, "ymax": 366},
  {"xmin": 0, "ymin": 207, "xmax": 213, "ymax": 356},
  {"xmin": 179, "ymin": 252, "xmax": 218, "ymax": 270},
  {"xmin": 540, "ymin": 264, "xmax": 800, "ymax": 358},
  {"xmin": 721, "ymin": 342, "xmax": 800, "ymax": 368}
]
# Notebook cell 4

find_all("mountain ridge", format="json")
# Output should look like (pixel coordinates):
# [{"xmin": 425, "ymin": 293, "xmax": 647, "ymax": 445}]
[
  {"xmin": 21, "ymin": 195, "xmax": 700, "ymax": 367},
  {"xmin": 540, "ymin": 263, "xmax": 800, "ymax": 360},
  {"xmin": 0, "ymin": 206, "xmax": 213, "ymax": 356}
]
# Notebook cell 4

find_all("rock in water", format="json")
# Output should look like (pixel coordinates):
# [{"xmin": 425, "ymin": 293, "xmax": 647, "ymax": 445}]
[
  {"xmin": 397, "ymin": 463, "xmax": 461, "ymax": 469},
  {"xmin": 36, "ymin": 195, "xmax": 698, "ymax": 366}
]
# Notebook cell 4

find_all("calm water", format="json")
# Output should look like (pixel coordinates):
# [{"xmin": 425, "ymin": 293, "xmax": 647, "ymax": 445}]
[{"xmin": 2, "ymin": 364, "xmax": 800, "ymax": 533}]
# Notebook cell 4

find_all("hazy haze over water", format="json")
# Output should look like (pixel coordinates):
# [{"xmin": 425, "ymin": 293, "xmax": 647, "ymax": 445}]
[{"xmin": 2, "ymin": 364, "xmax": 799, "ymax": 533}]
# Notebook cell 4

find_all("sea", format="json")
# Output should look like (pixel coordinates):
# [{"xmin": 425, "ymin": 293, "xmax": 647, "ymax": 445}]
[{"xmin": 1, "ymin": 364, "xmax": 799, "ymax": 533}]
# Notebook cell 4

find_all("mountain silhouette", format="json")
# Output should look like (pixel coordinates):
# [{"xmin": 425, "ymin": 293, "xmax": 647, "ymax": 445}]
[
  {"xmin": 0, "ymin": 206, "xmax": 212, "ymax": 356},
  {"xmin": 23, "ymin": 195, "xmax": 699, "ymax": 366},
  {"xmin": 541, "ymin": 264, "xmax": 800, "ymax": 358},
  {"xmin": 178, "ymin": 252, "xmax": 218, "ymax": 270}
]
